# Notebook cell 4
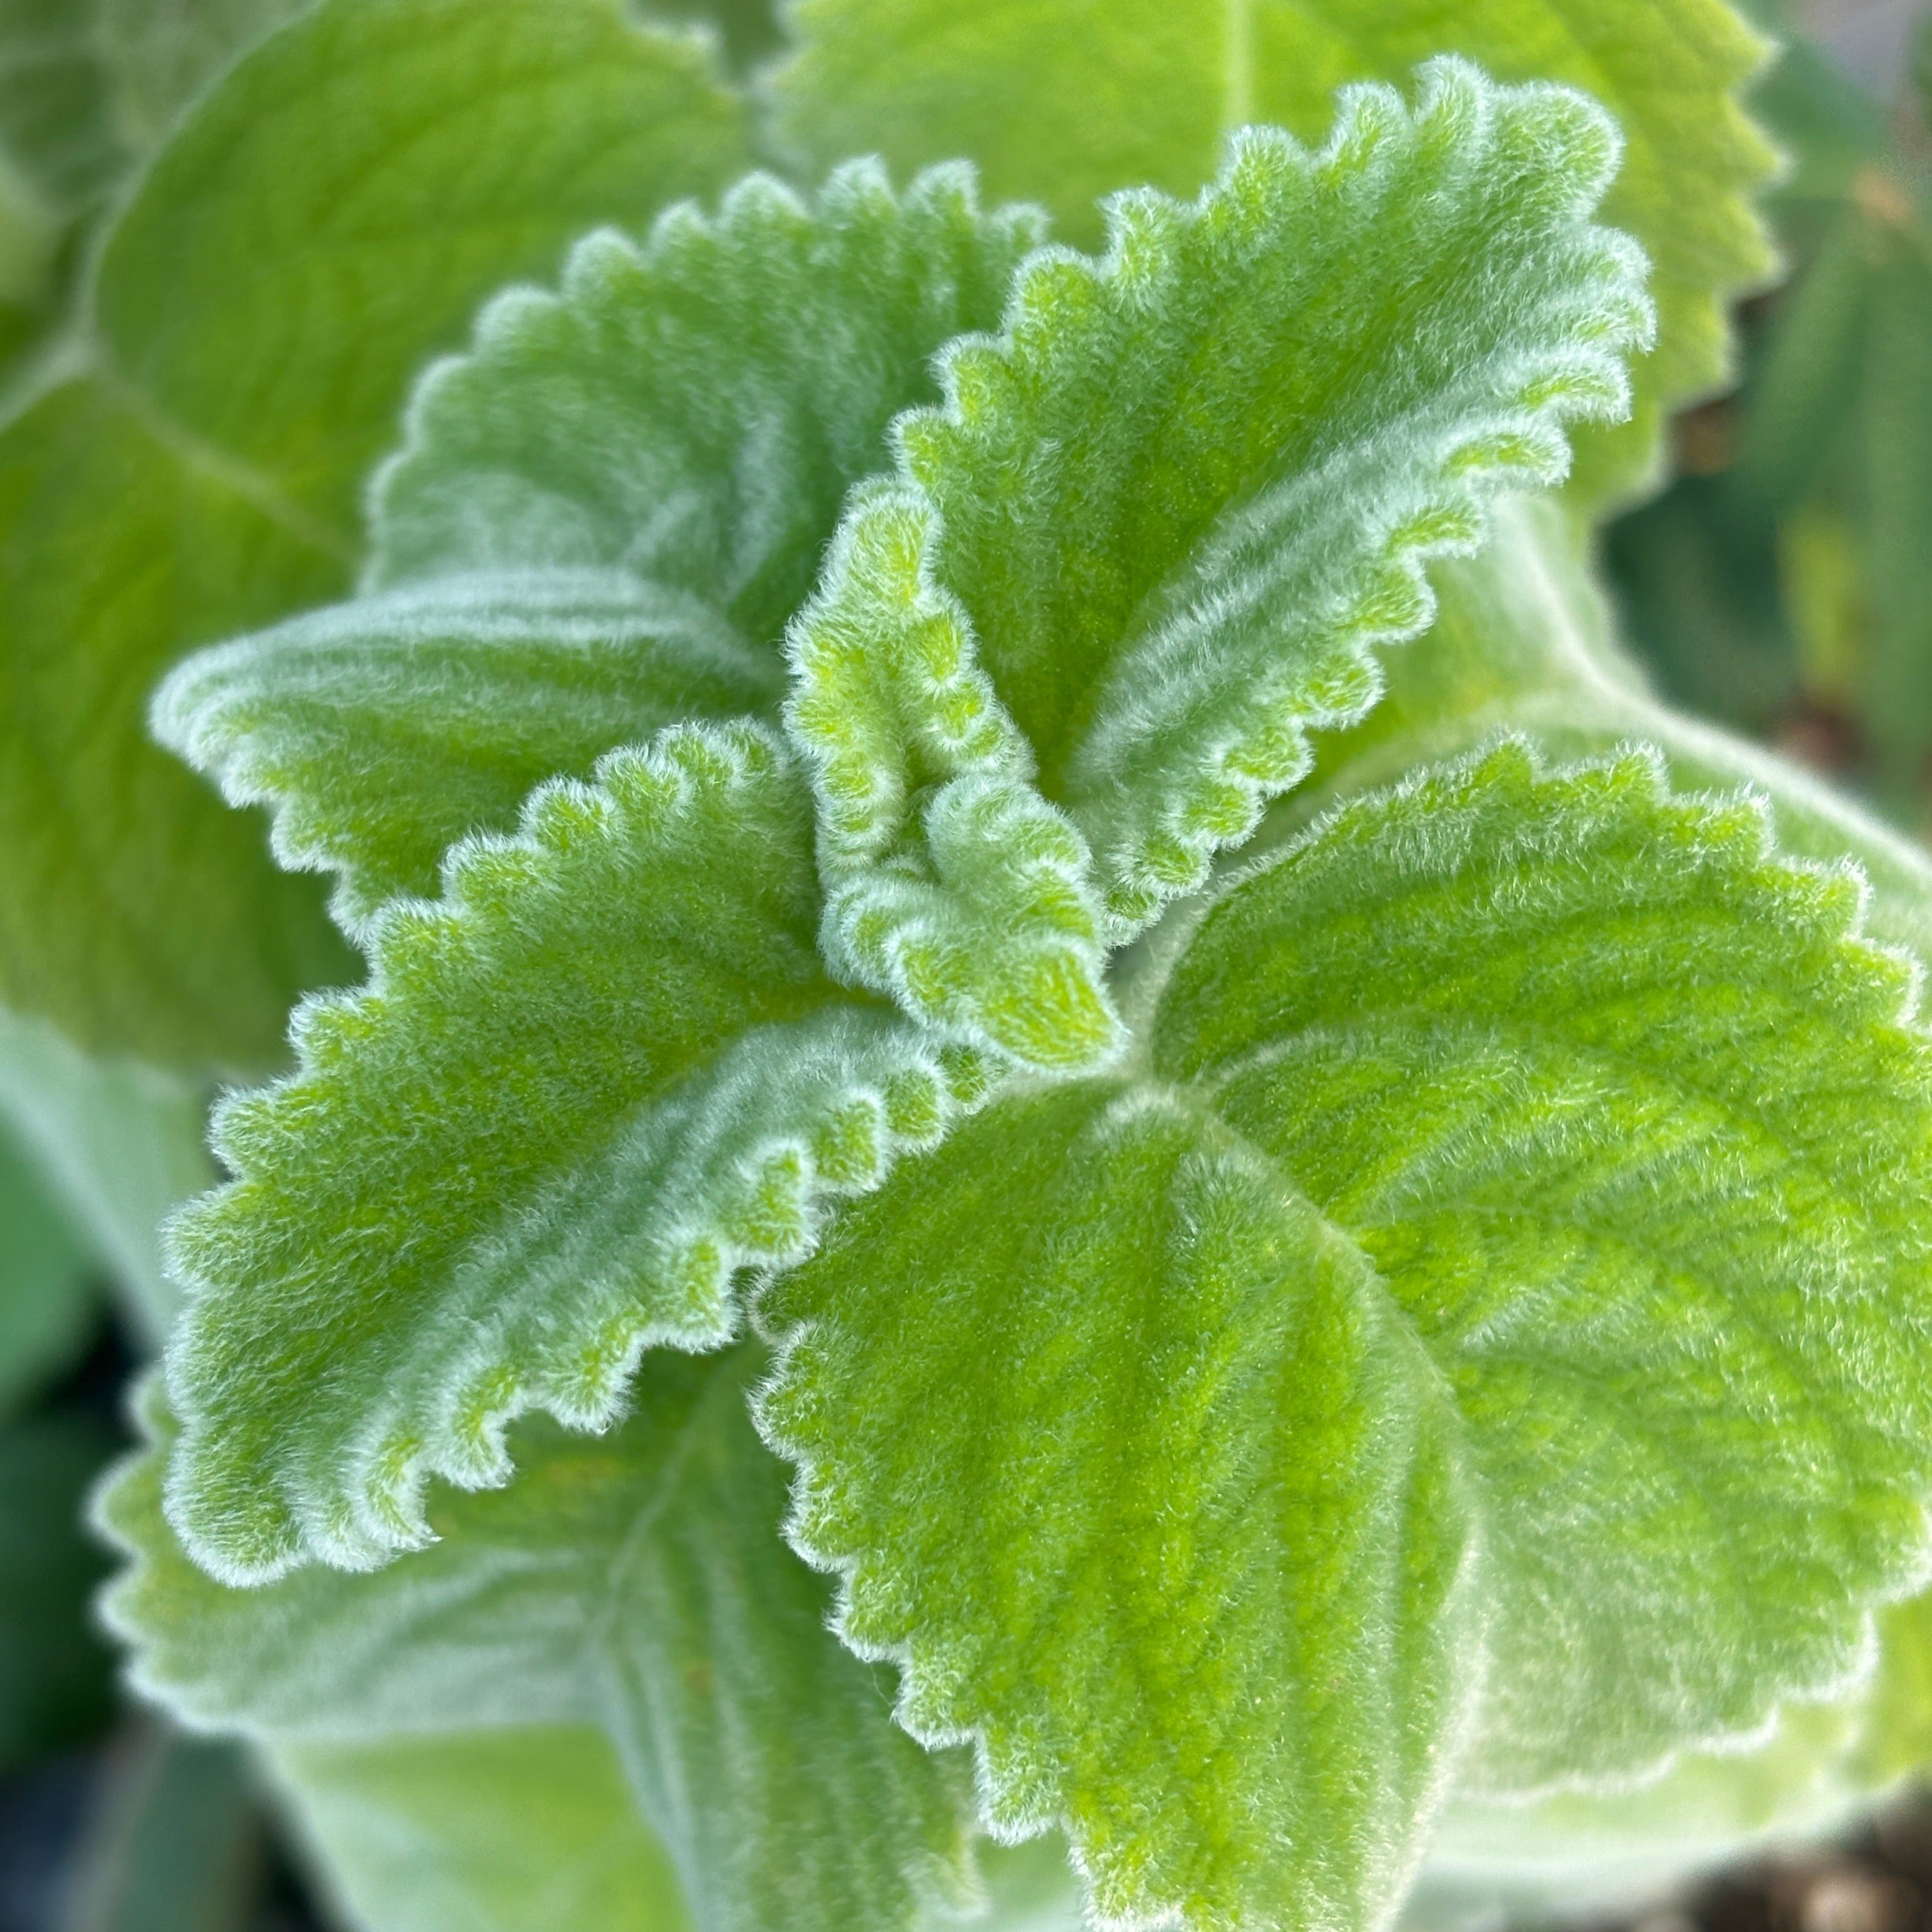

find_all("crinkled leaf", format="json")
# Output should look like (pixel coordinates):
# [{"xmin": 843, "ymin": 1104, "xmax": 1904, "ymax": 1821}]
[
  {"xmin": 158, "ymin": 161, "xmax": 1041, "ymax": 930},
  {"xmin": 162, "ymin": 720, "xmax": 987, "ymax": 1582},
  {"xmin": 761, "ymin": 739, "xmax": 1932, "ymax": 1930},
  {"xmin": 154, "ymin": 571, "xmax": 780, "ymax": 926},
  {"xmin": 784, "ymin": 62, "xmax": 1650, "ymax": 1072},
  {"xmin": 368, "ymin": 161, "xmax": 1042, "ymax": 633},
  {"xmin": 759, "ymin": 1082, "xmax": 1483, "ymax": 1932},
  {"xmin": 104, "ymin": 1349, "xmax": 980, "ymax": 1932},
  {"xmin": 771, "ymin": 0, "xmax": 1776, "ymax": 507},
  {"xmin": 0, "ymin": 0, "xmax": 746, "ymax": 1068},
  {"xmin": 272, "ymin": 1729, "xmax": 693, "ymax": 1932},
  {"xmin": 1160, "ymin": 741, "xmax": 1932, "ymax": 1788}
]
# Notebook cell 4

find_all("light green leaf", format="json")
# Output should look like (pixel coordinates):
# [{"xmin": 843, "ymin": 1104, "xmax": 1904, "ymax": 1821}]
[
  {"xmin": 104, "ymin": 1349, "xmax": 981, "ymax": 1932},
  {"xmin": 367, "ymin": 161, "xmax": 1044, "ymax": 633},
  {"xmin": 0, "ymin": 0, "xmax": 307, "ymax": 216},
  {"xmin": 0, "ymin": 1113, "xmax": 93, "ymax": 1419},
  {"xmin": 784, "ymin": 62, "xmax": 1651, "ymax": 1073},
  {"xmin": 761, "ymin": 739, "xmax": 1932, "ymax": 1929},
  {"xmin": 758, "ymin": 1080, "xmax": 1485, "ymax": 1932},
  {"xmin": 0, "ymin": 1001, "xmax": 213, "ymax": 1342},
  {"xmin": 771, "ymin": 0, "xmax": 1777, "ymax": 507},
  {"xmin": 0, "ymin": 0, "xmax": 747, "ymax": 1069},
  {"xmin": 1158, "ymin": 740, "xmax": 1932, "ymax": 1789},
  {"xmin": 157, "ymin": 161, "xmax": 1041, "ymax": 929},
  {"xmin": 161, "ymin": 720, "xmax": 986, "ymax": 1582},
  {"xmin": 272, "ymin": 1729, "xmax": 693, "ymax": 1932},
  {"xmin": 154, "ymin": 572, "xmax": 779, "ymax": 927}
]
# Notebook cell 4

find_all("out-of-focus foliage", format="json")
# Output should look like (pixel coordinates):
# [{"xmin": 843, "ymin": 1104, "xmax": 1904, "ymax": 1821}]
[{"xmin": 1605, "ymin": 1, "xmax": 1932, "ymax": 823}]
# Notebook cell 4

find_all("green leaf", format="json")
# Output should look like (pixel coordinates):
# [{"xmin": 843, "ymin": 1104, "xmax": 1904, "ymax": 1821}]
[
  {"xmin": 759, "ymin": 1082, "xmax": 1482, "ymax": 1932},
  {"xmin": 760, "ymin": 738, "xmax": 1932, "ymax": 1929},
  {"xmin": 0, "ymin": 1001, "xmax": 214, "ymax": 1342},
  {"xmin": 154, "ymin": 572, "xmax": 780, "ymax": 927},
  {"xmin": 104, "ymin": 1349, "xmax": 981, "ymax": 1932},
  {"xmin": 0, "ymin": 1112, "xmax": 93, "ymax": 1420},
  {"xmin": 367, "ymin": 161, "xmax": 1043, "ymax": 635},
  {"xmin": 0, "ymin": 0, "xmax": 747, "ymax": 1069},
  {"xmin": 771, "ymin": 0, "xmax": 1776, "ymax": 507},
  {"xmin": 271, "ymin": 1729, "xmax": 694, "ymax": 1932},
  {"xmin": 0, "ymin": 0, "xmax": 307, "ymax": 216},
  {"xmin": 785, "ymin": 61, "xmax": 1650, "ymax": 1073},
  {"xmin": 157, "ymin": 161, "xmax": 1042, "ymax": 928},
  {"xmin": 161, "ymin": 720, "xmax": 988, "ymax": 1582}
]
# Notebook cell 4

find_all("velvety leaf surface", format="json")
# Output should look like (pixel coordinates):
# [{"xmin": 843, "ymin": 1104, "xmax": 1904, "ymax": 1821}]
[
  {"xmin": 154, "ymin": 571, "xmax": 780, "ymax": 925},
  {"xmin": 0, "ymin": 0, "xmax": 746, "ymax": 1068},
  {"xmin": 759, "ymin": 1082, "xmax": 1485, "ymax": 1932},
  {"xmin": 771, "ymin": 0, "xmax": 1776, "ymax": 505},
  {"xmin": 158, "ymin": 162, "xmax": 1039, "ymax": 931},
  {"xmin": 761, "ymin": 741, "xmax": 1932, "ymax": 1927},
  {"xmin": 105, "ymin": 1351, "xmax": 980, "ymax": 1932},
  {"xmin": 785, "ymin": 63, "xmax": 1650, "ymax": 1074},
  {"xmin": 162, "ymin": 721, "xmax": 988, "ymax": 1582},
  {"xmin": 369, "ymin": 161, "xmax": 1043, "ymax": 639},
  {"xmin": 1159, "ymin": 740, "xmax": 1932, "ymax": 1788}
]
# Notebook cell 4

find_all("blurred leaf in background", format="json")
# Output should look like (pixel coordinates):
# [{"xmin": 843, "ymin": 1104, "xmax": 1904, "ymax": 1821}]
[{"xmin": 1603, "ymin": 0, "xmax": 1932, "ymax": 825}]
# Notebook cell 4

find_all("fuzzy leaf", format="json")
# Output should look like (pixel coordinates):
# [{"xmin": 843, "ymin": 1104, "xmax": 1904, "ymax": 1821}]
[
  {"xmin": 105, "ymin": 1350, "xmax": 979, "ymax": 1932},
  {"xmin": 161, "ymin": 720, "xmax": 987, "ymax": 1582},
  {"xmin": 156, "ymin": 161, "xmax": 1041, "ymax": 931},
  {"xmin": 368, "ymin": 161, "xmax": 1044, "ymax": 634},
  {"xmin": 153, "ymin": 572, "xmax": 780, "ymax": 927},
  {"xmin": 761, "ymin": 739, "xmax": 1932, "ymax": 1929},
  {"xmin": 759, "ymin": 1082, "xmax": 1484, "ymax": 1932},
  {"xmin": 0, "ymin": 0, "xmax": 746, "ymax": 1068},
  {"xmin": 784, "ymin": 62, "xmax": 1651, "ymax": 1073},
  {"xmin": 772, "ymin": 0, "xmax": 1776, "ymax": 506}
]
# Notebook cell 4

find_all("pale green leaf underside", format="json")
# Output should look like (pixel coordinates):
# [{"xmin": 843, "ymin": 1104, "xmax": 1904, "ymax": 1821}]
[
  {"xmin": 163, "ymin": 721, "xmax": 990, "ymax": 1583},
  {"xmin": 106, "ymin": 1350, "xmax": 980, "ymax": 1932},
  {"xmin": 771, "ymin": 0, "xmax": 1776, "ymax": 506},
  {"xmin": 785, "ymin": 60, "xmax": 1650, "ymax": 1073},
  {"xmin": 0, "ymin": 0, "xmax": 746, "ymax": 1069},
  {"xmin": 152, "ymin": 570, "xmax": 780, "ymax": 927},
  {"xmin": 760, "ymin": 741, "xmax": 1932, "ymax": 1928}
]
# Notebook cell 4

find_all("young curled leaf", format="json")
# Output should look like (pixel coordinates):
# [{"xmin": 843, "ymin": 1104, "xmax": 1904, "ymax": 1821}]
[
  {"xmin": 161, "ymin": 719, "xmax": 988, "ymax": 1584},
  {"xmin": 785, "ymin": 59, "xmax": 1652, "ymax": 1073}
]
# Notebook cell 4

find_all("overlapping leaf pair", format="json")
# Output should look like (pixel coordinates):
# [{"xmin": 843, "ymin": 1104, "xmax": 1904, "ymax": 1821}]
[{"xmin": 95, "ymin": 41, "xmax": 1932, "ymax": 1932}]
